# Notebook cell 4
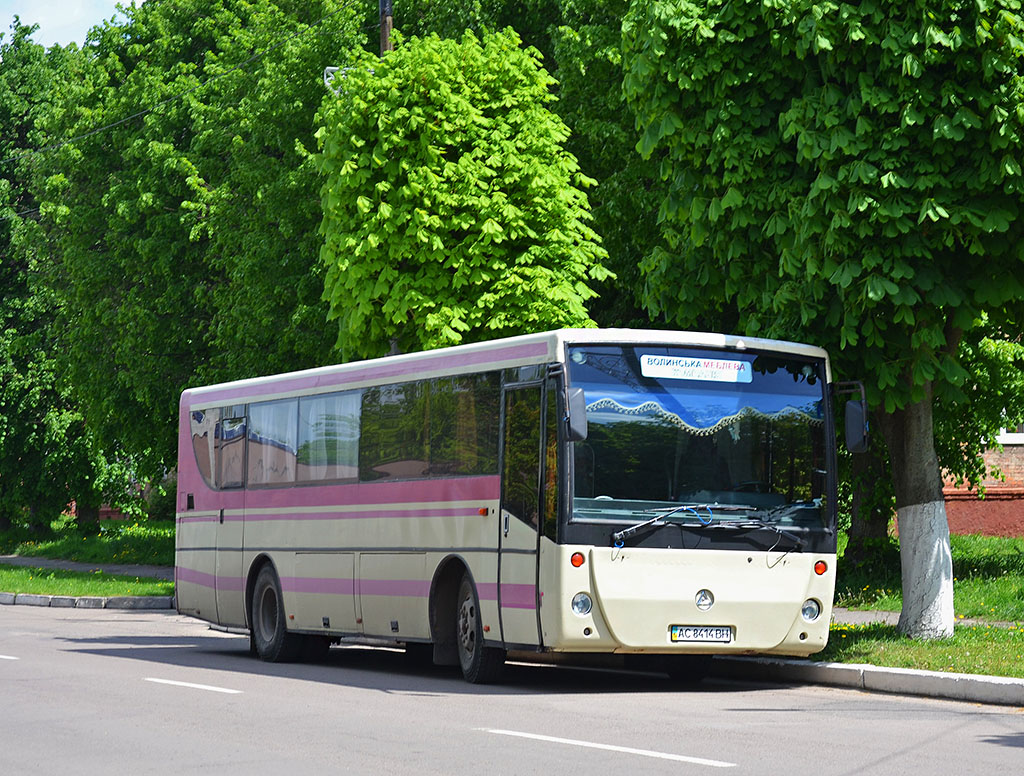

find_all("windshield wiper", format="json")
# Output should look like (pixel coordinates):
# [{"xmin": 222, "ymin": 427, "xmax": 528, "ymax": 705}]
[
  {"xmin": 610, "ymin": 503, "xmax": 806, "ymax": 550},
  {"xmin": 697, "ymin": 518, "xmax": 805, "ymax": 551},
  {"xmin": 610, "ymin": 503, "xmax": 750, "ymax": 545}
]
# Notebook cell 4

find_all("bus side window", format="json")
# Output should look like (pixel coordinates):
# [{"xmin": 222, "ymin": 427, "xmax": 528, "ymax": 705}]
[
  {"xmin": 216, "ymin": 406, "xmax": 246, "ymax": 489},
  {"xmin": 502, "ymin": 387, "xmax": 543, "ymax": 527},
  {"xmin": 543, "ymin": 385, "xmax": 559, "ymax": 541},
  {"xmin": 190, "ymin": 408, "xmax": 219, "ymax": 489}
]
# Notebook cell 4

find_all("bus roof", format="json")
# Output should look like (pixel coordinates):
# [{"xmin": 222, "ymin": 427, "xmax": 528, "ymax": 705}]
[{"xmin": 182, "ymin": 328, "xmax": 831, "ymax": 409}]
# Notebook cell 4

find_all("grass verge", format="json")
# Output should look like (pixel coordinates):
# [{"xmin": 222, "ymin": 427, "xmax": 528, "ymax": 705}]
[
  {"xmin": 0, "ymin": 520, "xmax": 175, "ymax": 567},
  {"xmin": 0, "ymin": 564, "xmax": 173, "ymax": 598},
  {"xmin": 836, "ymin": 534, "xmax": 1024, "ymax": 623},
  {"xmin": 817, "ymin": 621, "xmax": 1024, "ymax": 679}
]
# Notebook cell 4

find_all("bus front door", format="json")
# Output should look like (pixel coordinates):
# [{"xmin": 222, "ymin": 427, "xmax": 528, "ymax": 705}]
[{"xmin": 498, "ymin": 384, "xmax": 543, "ymax": 649}]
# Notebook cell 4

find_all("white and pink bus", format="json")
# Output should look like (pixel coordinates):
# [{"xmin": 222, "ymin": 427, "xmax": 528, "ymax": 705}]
[{"xmin": 176, "ymin": 328, "xmax": 859, "ymax": 683}]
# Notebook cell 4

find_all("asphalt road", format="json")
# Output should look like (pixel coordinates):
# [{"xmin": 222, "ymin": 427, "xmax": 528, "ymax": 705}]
[{"xmin": 1, "ymin": 607, "xmax": 1021, "ymax": 775}]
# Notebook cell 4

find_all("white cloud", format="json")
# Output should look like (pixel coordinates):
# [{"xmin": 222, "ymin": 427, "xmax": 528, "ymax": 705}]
[{"xmin": 1, "ymin": 1, "xmax": 143, "ymax": 48}]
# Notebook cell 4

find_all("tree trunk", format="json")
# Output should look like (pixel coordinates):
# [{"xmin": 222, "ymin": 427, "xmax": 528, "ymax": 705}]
[
  {"xmin": 877, "ymin": 384, "xmax": 954, "ymax": 639},
  {"xmin": 76, "ymin": 500, "xmax": 100, "ymax": 527}
]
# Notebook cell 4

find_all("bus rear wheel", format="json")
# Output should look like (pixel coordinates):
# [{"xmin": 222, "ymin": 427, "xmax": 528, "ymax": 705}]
[
  {"xmin": 251, "ymin": 564, "xmax": 302, "ymax": 662},
  {"xmin": 456, "ymin": 572, "xmax": 505, "ymax": 684}
]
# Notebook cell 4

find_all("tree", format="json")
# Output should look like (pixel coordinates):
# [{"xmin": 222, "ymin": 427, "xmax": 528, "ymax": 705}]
[
  {"xmin": 26, "ymin": 1, "xmax": 363, "ymax": 475},
  {"xmin": 314, "ymin": 29, "xmax": 610, "ymax": 359},
  {"xmin": 400, "ymin": 0, "xmax": 661, "ymax": 327},
  {"xmin": 0, "ymin": 19, "xmax": 133, "ymax": 529},
  {"xmin": 623, "ymin": 0, "xmax": 1024, "ymax": 638}
]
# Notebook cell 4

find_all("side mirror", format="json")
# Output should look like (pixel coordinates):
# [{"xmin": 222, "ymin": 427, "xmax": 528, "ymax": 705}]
[
  {"xmin": 834, "ymin": 380, "xmax": 869, "ymax": 454},
  {"xmin": 844, "ymin": 398, "xmax": 869, "ymax": 454},
  {"xmin": 566, "ymin": 387, "xmax": 588, "ymax": 442}
]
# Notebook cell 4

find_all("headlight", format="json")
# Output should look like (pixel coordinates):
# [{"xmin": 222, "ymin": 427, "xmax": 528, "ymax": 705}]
[
  {"xmin": 571, "ymin": 593, "xmax": 593, "ymax": 616},
  {"xmin": 801, "ymin": 599, "xmax": 821, "ymax": 622}
]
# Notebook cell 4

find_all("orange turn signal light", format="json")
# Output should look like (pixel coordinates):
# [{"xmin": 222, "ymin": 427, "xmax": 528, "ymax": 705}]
[
  {"xmin": 571, "ymin": 552, "xmax": 585, "ymax": 568},
  {"xmin": 814, "ymin": 560, "xmax": 828, "ymax": 575},
  {"xmin": 478, "ymin": 507, "xmax": 488, "ymax": 515}
]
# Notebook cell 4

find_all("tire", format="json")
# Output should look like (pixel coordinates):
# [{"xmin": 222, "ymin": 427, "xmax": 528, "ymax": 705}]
[
  {"xmin": 250, "ymin": 564, "xmax": 302, "ymax": 662},
  {"xmin": 456, "ymin": 572, "xmax": 505, "ymax": 684}
]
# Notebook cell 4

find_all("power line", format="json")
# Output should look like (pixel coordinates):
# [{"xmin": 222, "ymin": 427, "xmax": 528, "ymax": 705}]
[
  {"xmin": 0, "ymin": 207, "xmax": 40, "ymax": 224},
  {"xmin": 0, "ymin": 1, "xmax": 364, "ymax": 170}
]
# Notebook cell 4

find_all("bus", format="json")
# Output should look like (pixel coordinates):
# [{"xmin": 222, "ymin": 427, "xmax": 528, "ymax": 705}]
[{"xmin": 175, "ymin": 328, "xmax": 862, "ymax": 683}]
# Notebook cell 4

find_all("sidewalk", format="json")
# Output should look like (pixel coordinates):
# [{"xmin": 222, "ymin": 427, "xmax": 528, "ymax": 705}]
[
  {"xmin": 1, "ymin": 555, "xmax": 1021, "ymax": 706},
  {"xmin": 0, "ymin": 554, "xmax": 174, "ymax": 610}
]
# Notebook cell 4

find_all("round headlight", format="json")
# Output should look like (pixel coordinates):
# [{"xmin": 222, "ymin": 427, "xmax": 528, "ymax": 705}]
[
  {"xmin": 801, "ymin": 598, "xmax": 821, "ymax": 622},
  {"xmin": 571, "ymin": 592, "xmax": 593, "ymax": 616}
]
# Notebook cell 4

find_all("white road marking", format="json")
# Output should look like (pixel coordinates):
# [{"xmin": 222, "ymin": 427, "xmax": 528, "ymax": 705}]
[
  {"xmin": 0, "ymin": 655, "xmax": 20, "ymax": 660},
  {"xmin": 480, "ymin": 729, "xmax": 736, "ymax": 768},
  {"xmin": 144, "ymin": 677, "xmax": 242, "ymax": 695}
]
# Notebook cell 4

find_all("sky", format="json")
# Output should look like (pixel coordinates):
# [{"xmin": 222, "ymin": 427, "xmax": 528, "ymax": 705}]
[{"xmin": 1, "ymin": 1, "xmax": 141, "ymax": 48}]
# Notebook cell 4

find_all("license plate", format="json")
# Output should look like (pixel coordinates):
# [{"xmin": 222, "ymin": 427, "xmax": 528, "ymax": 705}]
[{"xmin": 670, "ymin": 625, "xmax": 732, "ymax": 643}]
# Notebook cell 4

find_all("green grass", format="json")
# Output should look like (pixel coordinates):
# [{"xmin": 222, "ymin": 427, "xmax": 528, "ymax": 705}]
[
  {"xmin": 0, "ymin": 520, "xmax": 175, "ymax": 567},
  {"xmin": 836, "ymin": 533, "xmax": 1024, "ymax": 623},
  {"xmin": 0, "ymin": 564, "xmax": 173, "ymax": 597},
  {"xmin": 817, "ymin": 621, "xmax": 1024, "ymax": 679}
]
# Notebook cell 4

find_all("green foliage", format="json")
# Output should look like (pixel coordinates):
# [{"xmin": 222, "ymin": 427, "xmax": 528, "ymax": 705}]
[
  {"xmin": 837, "ymin": 533, "xmax": 1024, "ymax": 623},
  {"xmin": 2, "ymin": 519, "xmax": 176, "ymax": 567},
  {"xmin": 400, "ymin": 0, "xmax": 660, "ymax": 328},
  {"xmin": 0, "ymin": 20, "xmax": 135, "ymax": 530},
  {"xmin": 622, "ymin": 1, "xmax": 1024, "ymax": 412},
  {"xmin": 550, "ymin": 0, "xmax": 664, "ymax": 327},
  {"xmin": 935, "ymin": 326, "xmax": 1024, "ymax": 489},
  {"xmin": 21, "ymin": 1, "xmax": 363, "ymax": 477},
  {"xmin": 315, "ymin": 29, "xmax": 610, "ymax": 359}
]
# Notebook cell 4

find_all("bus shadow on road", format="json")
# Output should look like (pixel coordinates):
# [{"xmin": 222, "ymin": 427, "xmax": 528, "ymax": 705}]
[{"xmin": 57, "ymin": 631, "xmax": 776, "ymax": 696}]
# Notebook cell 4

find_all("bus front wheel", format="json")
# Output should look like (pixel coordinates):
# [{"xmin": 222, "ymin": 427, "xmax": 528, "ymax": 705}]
[
  {"xmin": 250, "ymin": 564, "xmax": 302, "ymax": 662},
  {"xmin": 456, "ymin": 572, "xmax": 505, "ymax": 684}
]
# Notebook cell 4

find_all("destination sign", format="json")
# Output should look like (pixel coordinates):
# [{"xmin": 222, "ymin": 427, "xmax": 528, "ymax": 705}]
[{"xmin": 640, "ymin": 355, "xmax": 753, "ymax": 383}]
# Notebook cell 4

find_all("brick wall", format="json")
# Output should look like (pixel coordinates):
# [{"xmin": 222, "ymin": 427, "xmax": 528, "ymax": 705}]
[{"xmin": 943, "ymin": 442, "xmax": 1024, "ymax": 538}]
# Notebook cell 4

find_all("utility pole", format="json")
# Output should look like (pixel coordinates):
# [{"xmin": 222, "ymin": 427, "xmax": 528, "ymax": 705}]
[{"xmin": 380, "ymin": 0, "xmax": 393, "ymax": 55}]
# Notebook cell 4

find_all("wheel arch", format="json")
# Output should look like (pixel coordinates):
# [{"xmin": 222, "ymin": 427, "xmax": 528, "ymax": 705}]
[{"xmin": 428, "ymin": 554, "xmax": 471, "ymax": 666}]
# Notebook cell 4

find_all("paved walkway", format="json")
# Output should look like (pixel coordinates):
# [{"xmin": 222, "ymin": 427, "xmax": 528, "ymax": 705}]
[
  {"xmin": 0, "ymin": 554, "xmax": 173, "ymax": 581},
  {"xmin": 832, "ymin": 606, "xmax": 1022, "ymax": 629}
]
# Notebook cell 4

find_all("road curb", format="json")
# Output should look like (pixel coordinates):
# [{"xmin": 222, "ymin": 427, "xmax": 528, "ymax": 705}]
[
  {"xmin": 712, "ymin": 656, "xmax": 1024, "ymax": 707},
  {"xmin": 0, "ymin": 592, "xmax": 174, "ymax": 610}
]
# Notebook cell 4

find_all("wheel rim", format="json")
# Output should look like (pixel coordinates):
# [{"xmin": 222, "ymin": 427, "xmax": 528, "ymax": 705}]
[
  {"xmin": 457, "ymin": 584, "xmax": 477, "ymax": 664},
  {"xmin": 257, "ymin": 584, "xmax": 278, "ymax": 642}
]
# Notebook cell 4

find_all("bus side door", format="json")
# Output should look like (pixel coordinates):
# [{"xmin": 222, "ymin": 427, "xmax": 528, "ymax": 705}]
[{"xmin": 498, "ymin": 383, "xmax": 544, "ymax": 648}]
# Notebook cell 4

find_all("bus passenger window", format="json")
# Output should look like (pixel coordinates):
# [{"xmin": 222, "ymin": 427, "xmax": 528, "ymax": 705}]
[
  {"xmin": 298, "ymin": 391, "xmax": 359, "ymax": 482},
  {"xmin": 216, "ymin": 409, "xmax": 246, "ymax": 489},
  {"xmin": 248, "ymin": 399, "xmax": 298, "ymax": 486}
]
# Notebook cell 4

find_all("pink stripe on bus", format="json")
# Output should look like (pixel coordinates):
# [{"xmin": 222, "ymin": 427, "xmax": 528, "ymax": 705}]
[
  {"xmin": 281, "ymin": 577, "xmax": 355, "ymax": 596},
  {"xmin": 176, "ymin": 566, "xmax": 216, "ymax": 589},
  {"xmin": 175, "ymin": 567, "xmax": 243, "ymax": 591},
  {"xmin": 176, "ymin": 476, "xmax": 500, "ymax": 518},
  {"xmin": 190, "ymin": 342, "xmax": 550, "ymax": 405},
  {"xmin": 358, "ymin": 579, "xmax": 432, "ymax": 598},
  {"xmin": 478, "ymin": 582, "xmax": 537, "ymax": 610},
  {"xmin": 244, "ymin": 476, "xmax": 500, "ymax": 510},
  {"xmin": 240, "ymin": 507, "xmax": 483, "ymax": 522}
]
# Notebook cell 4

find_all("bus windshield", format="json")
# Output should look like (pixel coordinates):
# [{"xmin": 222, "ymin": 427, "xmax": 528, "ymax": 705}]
[{"xmin": 568, "ymin": 344, "xmax": 830, "ymax": 532}]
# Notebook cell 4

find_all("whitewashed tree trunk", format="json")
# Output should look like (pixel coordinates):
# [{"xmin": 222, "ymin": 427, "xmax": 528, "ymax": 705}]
[
  {"xmin": 878, "ymin": 383, "xmax": 955, "ymax": 640},
  {"xmin": 895, "ymin": 501, "xmax": 954, "ymax": 639}
]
